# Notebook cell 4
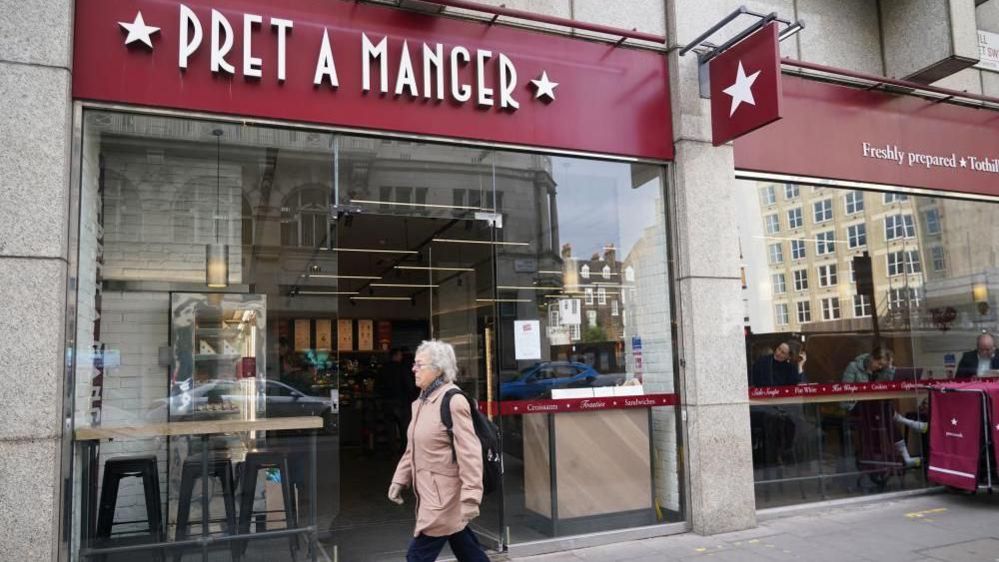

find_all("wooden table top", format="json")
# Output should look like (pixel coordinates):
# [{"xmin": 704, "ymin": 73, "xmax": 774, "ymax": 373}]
[{"xmin": 75, "ymin": 416, "xmax": 323, "ymax": 441}]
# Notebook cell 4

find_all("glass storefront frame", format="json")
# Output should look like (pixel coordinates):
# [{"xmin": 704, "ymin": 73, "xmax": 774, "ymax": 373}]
[{"xmin": 59, "ymin": 102, "xmax": 691, "ymax": 562}]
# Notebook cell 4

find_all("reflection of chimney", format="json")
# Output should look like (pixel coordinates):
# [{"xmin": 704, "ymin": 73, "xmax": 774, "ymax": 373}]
[
  {"xmin": 603, "ymin": 243, "xmax": 616, "ymax": 264},
  {"xmin": 561, "ymin": 243, "xmax": 573, "ymax": 259}
]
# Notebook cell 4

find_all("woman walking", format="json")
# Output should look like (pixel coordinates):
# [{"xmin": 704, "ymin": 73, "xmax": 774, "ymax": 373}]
[{"xmin": 388, "ymin": 340, "xmax": 488, "ymax": 561}]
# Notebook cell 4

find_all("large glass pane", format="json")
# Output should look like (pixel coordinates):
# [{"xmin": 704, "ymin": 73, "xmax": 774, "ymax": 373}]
[
  {"xmin": 494, "ymin": 157, "xmax": 683, "ymax": 541},
  {"xmin": 70, "ymin": 110, "xmax": 683, "ymax": 561},
  {"xmin": 734, "ymin": 181, "xmax": 999, "ymax": 507}
]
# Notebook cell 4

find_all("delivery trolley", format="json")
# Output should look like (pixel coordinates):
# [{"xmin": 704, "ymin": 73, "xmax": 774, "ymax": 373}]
[{"xmin": 924, "ymin": 381, "xmax": 999, "ymax": 494}]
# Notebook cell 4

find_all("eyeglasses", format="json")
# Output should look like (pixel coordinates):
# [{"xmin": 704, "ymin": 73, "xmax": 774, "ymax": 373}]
[{"xmin": 413, "ymin": 362, "xmax": 432, "ymax": 371}]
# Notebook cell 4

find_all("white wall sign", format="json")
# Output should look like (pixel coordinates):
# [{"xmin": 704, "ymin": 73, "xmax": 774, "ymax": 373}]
[
  {"xmin": 558, "ymin": 299, "xmax": 581, "ymax": 325},
  {"xmin": 514, "ymin": 320, "xmax": 542, "ymax": 360}
]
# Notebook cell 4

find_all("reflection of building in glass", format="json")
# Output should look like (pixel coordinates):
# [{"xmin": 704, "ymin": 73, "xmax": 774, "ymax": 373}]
[{"xmin": 742, "ymin": 182, "xmax": 931, "ymax": 333}]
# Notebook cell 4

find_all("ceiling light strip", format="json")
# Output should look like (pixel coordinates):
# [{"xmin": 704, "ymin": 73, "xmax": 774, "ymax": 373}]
[
  {"xmin": 432, "ymin": 238, "xmax": 529, "ymax": 247},
  {"xmin": 395, "ymin": 265, "xmax": 476, "ymax": 272},
  {"xmin": 350, "ymin": 199, "xmax": 487, "ymax": 211}
]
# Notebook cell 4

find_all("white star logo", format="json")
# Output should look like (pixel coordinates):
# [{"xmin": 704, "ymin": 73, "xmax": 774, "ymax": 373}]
[
  {"xmin": 722, "ymin": 61, "xmax": 761, "ymax": 117},
  {"xmin": 531, "ymin": 71, "xmax": 559, "ymax": 102},
  {"xmin": 960, "ymin": 158, "xmax": 968, "ymax": 168},
  {"xmin": 951, "ymin": 417, "xmax": 959, "ymax": 426},
  {"xmin": 119, "ymin": 12, "xmax": 159, "ymax": 49}
]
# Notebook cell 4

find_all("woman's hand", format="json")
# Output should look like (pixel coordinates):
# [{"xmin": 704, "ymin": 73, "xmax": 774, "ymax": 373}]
[
  {"xmin": 460, "ymin": 501, "xmax": 479, "ymax": 523},
  {"xmin": 388, "ymin": 483, "xmax": 405, "ymax": 505}
]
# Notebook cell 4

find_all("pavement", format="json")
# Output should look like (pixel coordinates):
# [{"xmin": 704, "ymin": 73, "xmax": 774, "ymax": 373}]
[{"xmin": 497, "ymin": 491, "xmax": 999, "ymax": 562}]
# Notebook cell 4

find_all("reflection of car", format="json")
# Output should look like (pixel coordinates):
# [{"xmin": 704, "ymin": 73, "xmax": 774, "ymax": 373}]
[
  {"xmin": 152, "ymin": 379, "xmax": 335, "ymax": 432},
  {"xmin": 499, "ymin": 362, "xmax": 599, "ymax": 400}
]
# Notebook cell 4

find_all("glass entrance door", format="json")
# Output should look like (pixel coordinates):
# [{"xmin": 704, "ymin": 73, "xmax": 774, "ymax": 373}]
[{"xmin": 322, "ymin": 210, "xmax": 500, "ymax": 560}]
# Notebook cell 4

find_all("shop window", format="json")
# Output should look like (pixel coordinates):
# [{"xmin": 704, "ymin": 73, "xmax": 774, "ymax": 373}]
[
  {"xmin": 847, "ymin": 223, "xmax": 866, "ymax": 248},
  {"xmin": 815, "ymin": 231, "xmax": 836, "ymax": 255},
  {"xmin": 817, "ymin": 264, "xmax": 838, "ymax": 287},
  {"xmin": 765, "ymin": 214, "xmax": 780, "ymax": 234},
  {"xmin": 761, "ymin": 185, "xmax": 777, "ymax": 205},
  {"xmin": 796, "ymin": 300, "xmax": 811, "ymax": 322},
  {"xmin": 820, "ymin": 296, "xmax": 840, "ymax": 320},
  {"xmin": 931, "ymin": 246, "xmax": 946, "ymax": 271},
  {"xmin": 769, "ymin": 243, "xmax": 784, "ymax": 264},
  {"xmin": 844, "ymin": 191, "xmax": 864, "ymax": 214},
  {"xmin": 884, "ymin": 192, "xmax": 909, "ymax": 203},
  {"xmin": 924, "ymin": 208, "xmax": 941, "ymax": 234},
  {"xmin": 793, "ymin": 269, "xmax": 808, "ymax": 291},
  {"xmin": 790, "ymin": 239, "xmax": 806, "ymax": 260},
  {"xmin": 884, "ymin": 213, "xmax": 915, "ymax": 241},
  {"xmin": 597, "ymin": 287, "xmax": 607, "ymax": 305},
  {"xmin": 772, "ymin": 273, "xmax": 786, "ymax": 294},
  {"xmin": 784, "ymin": 183, "xmax": 799, "ymax": 199},
  {"xmin": 813, "ymin": 199, "xmax": 833, "ymax": 223},
  {"xmin": 853, "ymin": 293, "xmax": 871, "ymax": 317},
  {"xmin": 775, "ymin": 303, "xmax": 789, "ymax": 325},
  {"xmin": 787, "ymin": 207, "xmax": 803, "ymax": 229}
]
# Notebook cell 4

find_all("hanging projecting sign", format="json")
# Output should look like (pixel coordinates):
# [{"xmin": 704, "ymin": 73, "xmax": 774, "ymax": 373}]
[
  {"xmin": 73, "ymin": 0, "xmax": 673, "ymax": 160},
  {"xmin": 735, "ymin": 75, "xmax": 999, "ymax": 198},
  {"xmin": 710, "ymin": 22, "xmax": 783, "ymax": 146}
]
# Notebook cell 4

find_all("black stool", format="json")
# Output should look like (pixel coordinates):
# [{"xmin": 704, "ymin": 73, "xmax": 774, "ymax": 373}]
[
  {"xmin": 237, "ymin": 450, "xmax": 297, "ymax": 559},
  {"xmin": 95, "ymin": 455, "xmax": 164, "ymax": 561},
  {"xmin": 174, "ymin": 454, "xmax": 238, "ymax": 562}
]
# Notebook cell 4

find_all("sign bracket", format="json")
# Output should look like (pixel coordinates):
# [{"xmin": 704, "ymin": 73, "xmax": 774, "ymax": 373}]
[{"xmin": 680, "ymin": 5, "xmax": 804, "ymax": 99}]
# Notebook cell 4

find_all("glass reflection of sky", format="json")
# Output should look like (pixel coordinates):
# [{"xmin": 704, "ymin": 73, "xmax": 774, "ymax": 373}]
[{"xmin": 552, "ymin": 157, "xmax": 659, "ymax": 259}]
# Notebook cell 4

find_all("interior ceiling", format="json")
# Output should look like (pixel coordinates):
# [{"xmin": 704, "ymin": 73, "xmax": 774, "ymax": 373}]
[{"xmin": 293, "ymin": 213, "xmax": 495, "ymax": 316}]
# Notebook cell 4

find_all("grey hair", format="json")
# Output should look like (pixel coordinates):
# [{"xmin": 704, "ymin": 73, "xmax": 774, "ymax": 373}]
[{"xmin": 416, "ymin": 340, "xmax": 459, "ymax": 383}]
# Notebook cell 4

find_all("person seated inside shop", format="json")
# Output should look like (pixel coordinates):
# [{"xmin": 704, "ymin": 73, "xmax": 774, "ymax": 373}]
[
  {"xmin": 749, "ymin": 340, "xmax": 806, "ymax": 388},
  {"xmin": 841, "ymin": 346, "xmax": 926, "ymax": 468},
  {"xmin": 955, "ymin": 333, "xmax": 999, "ymax": 379}
]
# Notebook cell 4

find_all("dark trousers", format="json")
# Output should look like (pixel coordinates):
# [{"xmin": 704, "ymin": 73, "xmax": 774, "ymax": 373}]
[{"xmin": 406, "ymin": 526, "xmax": 490, "ymax": 562}]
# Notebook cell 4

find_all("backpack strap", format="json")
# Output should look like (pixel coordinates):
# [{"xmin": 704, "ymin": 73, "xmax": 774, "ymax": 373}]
[{"xmin": 440, "ymin": 388, "xmax": 464, "ymax": 464}]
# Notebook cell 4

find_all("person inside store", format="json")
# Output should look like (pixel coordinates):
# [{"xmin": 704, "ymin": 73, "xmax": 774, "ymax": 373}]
[
  {"xmin": 955, "ymin": 333, "xmax": 999, "ymax": 379},
  {"xmin": 376, "ymin": 347, "xmax": 418, "ymax": 453},
  {"xmin": 841, "ymin": 346, "xmax": 926, "ymax": 468},
  {"xmin": 387, "ymin": 340, "xmax": 488, "ymax": 562},
  {"xmin": 749, "ymin": 340, "xmax": 807, "ymax": 473},
  {"xmin": 749, "ymin": 340, "xmax": 807, "ymax": 388}
]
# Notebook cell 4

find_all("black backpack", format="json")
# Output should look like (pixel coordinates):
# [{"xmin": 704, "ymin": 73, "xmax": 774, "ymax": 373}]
[{"xmin": 440, "ymin": 388, "xmax": 503, "ymax": 495}]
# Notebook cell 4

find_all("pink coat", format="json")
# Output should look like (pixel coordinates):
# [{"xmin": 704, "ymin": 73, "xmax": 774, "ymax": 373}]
[{"xmin": 392, "ymin": 382, "xmax": 483, "ymax": 537}]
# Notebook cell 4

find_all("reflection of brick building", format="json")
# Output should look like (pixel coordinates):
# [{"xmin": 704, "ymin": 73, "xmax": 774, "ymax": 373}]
[{"xmin": 548, "ymin": 243, "xmax": 626, "ymax": 345}]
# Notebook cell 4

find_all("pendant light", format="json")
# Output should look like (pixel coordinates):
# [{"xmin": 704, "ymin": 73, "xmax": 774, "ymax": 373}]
[{"xmin": 206, "ymin": 129, "xmax": 229, "ymax": 288}]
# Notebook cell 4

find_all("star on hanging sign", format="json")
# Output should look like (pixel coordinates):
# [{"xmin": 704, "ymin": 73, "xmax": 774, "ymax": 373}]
[
  {"xmin": 722, "ymin": 61, "xmax": 761, "ymax": 117},
  {"xmin": 119, "ymin": 11, "xmax": 160, "ymax": 49},
  {"xmin": 531, "ymin": 71, "xmax": 559, "ymax": 102},
  {"xmin": 951, "ymin": 418, "xmax": 959, "ymax": 426}
]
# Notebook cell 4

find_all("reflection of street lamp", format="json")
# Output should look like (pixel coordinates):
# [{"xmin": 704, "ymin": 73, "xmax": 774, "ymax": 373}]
[{"xmin": 973, "ymin": 280, "xmax": 989, "ymax": 316}]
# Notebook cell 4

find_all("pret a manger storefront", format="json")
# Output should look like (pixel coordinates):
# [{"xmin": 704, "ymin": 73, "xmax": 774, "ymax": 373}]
[
  {"xmin": 66, "ymin": 0, "xmax": 683, "ymax": 560},
  {"xmin": 736, "ymin": 66, "xmax": 999, "ymax": 507}
]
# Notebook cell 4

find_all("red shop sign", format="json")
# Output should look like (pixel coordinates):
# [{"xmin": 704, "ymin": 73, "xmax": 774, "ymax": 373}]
[
  {"xmin": 73, "ymin": 0, "xmax": 673, "ymax": 160},
  {"xmin": 736, "ymin": 75, "xmax": 999, "ymax": 198},
  {"xmin": 709, "ymin": 22, "xmax": 782, "ymax": 146},
  {"xmin": 481, "ymin": 393, "xmax": 677, "ymax": 416},
  {"xmin": 749, "ymin": 377, "xmax": 999, "ymax": 400}
]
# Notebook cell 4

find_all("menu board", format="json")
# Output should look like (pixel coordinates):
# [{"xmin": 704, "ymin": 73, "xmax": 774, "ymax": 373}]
[
  {"xmin": 315, "ymin": 319, "xmax": 332, "ymax": 351},
  {"xmin": 358, "ymin": 319, "xmax": 374, "ymax": 351},
  {"xmin": 337, "ymin": 319, "xmax": 354, "ymax": 351},
  {"xmin": 294, "ymin": 319, "xmax": 311, "ymax": 351}
]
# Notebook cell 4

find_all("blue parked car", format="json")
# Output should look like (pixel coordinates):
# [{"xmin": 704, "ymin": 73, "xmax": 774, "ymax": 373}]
[{"xmin": 500, "ymin": 362, "xmax": 599, "ymax": 400}]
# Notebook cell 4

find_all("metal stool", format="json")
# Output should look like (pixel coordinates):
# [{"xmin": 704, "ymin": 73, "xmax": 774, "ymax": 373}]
[
  {"xmin": 237, "ymin": 450, "xmax": 297, "ymax": 559},
  {"xmin": 174, "ymin": 454, "xmax": 238, "ymax": 561},
  {"xmin": 95, "ymin": 455, "xmax": 164, "ymax": 561}
]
